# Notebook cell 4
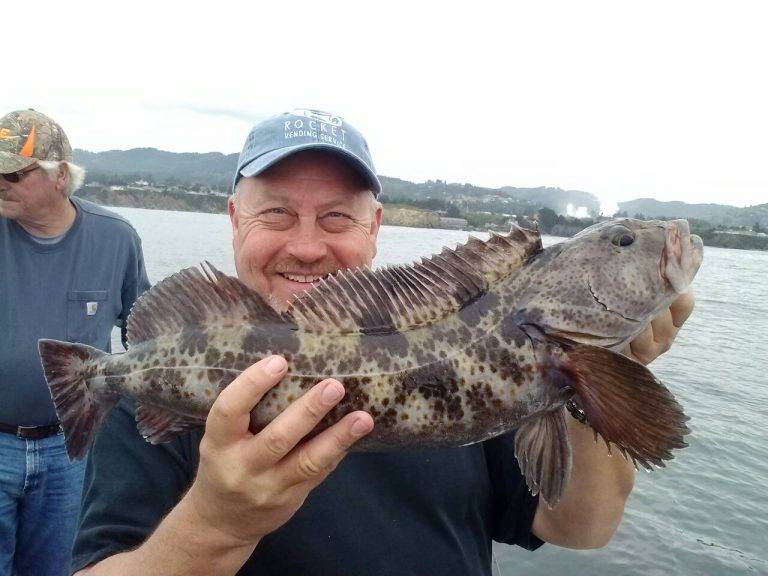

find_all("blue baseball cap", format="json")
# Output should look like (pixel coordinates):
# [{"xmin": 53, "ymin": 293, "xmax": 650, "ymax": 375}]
[{"xmin": 234, "ymin": 109, "xmax": 382, "ymax": 196}]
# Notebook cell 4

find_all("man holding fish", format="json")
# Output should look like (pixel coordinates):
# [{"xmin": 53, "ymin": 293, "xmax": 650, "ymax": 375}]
[{"xmin": 67, "ymin": 110, "xmax": 698, "ymax": 575}]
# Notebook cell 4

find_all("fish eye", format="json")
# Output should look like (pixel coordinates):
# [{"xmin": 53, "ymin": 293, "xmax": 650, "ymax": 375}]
[{"xmin": 611, "ymin": 227, "xmax": 635, "ymax": 247}]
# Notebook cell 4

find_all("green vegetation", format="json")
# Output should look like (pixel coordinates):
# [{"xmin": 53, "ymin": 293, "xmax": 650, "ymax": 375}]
[
  {"xmin": 549, "ymin": 210, "xmax": 768, "ymax": 250},
  {"xmin": 617, "ymin": 198, "xmax": 768, "ymax": 230},
  {"xmin": 77, "ymin": 186, "xmax": 228, "ymax": 213},
  {"xmin": 72, "ymin": 147, "xmax": 768, "ymax": 251}
]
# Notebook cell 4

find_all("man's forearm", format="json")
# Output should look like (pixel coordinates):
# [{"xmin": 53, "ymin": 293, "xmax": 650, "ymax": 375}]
[
  {"xmin": 78, "ymin": 493, "xmax": 257, "ymax": 576},
  {"xmin": 532, "ymin": 412, "xmax": 636, "ymax": 548}
]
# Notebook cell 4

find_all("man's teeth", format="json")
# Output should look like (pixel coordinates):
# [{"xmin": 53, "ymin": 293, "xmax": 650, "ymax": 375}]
[{"xmin": 283, "ymin": 273, "xmax": 326, "ymax": 283}]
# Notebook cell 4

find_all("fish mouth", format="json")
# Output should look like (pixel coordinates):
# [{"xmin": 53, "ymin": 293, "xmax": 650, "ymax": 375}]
[{"xmin": 660, "ymin": 220, "xmax": 704, "ymax": 293}]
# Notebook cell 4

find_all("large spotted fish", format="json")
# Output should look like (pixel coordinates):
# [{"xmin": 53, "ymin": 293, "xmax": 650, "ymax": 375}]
[{"xmin": 38, "ymin": 218, "xmax": 703, "ymax": 504}]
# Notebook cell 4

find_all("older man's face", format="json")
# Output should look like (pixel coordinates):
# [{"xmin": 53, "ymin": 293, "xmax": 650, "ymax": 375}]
[
  {"xmin": 229, "ymin": 151, "xmax": 382, "ymax": 310},
  {"xmin": 0, "ymin": 165, "xmax": 55, "ymax": 221}
]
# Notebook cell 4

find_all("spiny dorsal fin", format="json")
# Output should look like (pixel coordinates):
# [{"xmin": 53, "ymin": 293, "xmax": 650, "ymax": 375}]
[
  {"xmin": 455, "ymin": 224, "xmax": 542, "ymax": 285},
  {"xmin": 288, "ymin": 224, "xmax": 542, "ymax": 334},
  {"xmin": 127, "ymin": 262, "xmax": 285, "ymax": 344}
]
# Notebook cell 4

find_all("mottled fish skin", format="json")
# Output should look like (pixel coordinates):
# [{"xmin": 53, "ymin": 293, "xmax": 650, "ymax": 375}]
[
  {"xmin": 506, "ymin": 218, "xmax": 704, "ymax": 350},
  {"xmin": 76, "ymin": 218, "xmax": 703, "ymax": 452},
  {"xmin": 87, "ymin": 305, "xmax": 544, "ymax": 449},
  {"xmin": 39, "ymin": 217, "xmax": 702, "ymax": 501}
]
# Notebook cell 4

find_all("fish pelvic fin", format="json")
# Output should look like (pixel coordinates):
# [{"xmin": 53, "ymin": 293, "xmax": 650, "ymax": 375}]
[
  {"xmin": 135, "ymin": 403, "xmax": 202, "ymax": 444},
  {"xmin": 541, "ymin": 335, "xmax": 690, "ymax": 471},
  {"xmin": 514, "ymin": 409, "xmax": 572, "ymax": 506},
  {"xmin": 38, "ymin": 339, "xmax": 118, "ymax": 461}
]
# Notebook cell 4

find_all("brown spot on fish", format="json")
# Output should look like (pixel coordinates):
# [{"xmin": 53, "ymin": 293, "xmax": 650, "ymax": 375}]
[
  {"xmin": 208, "ymin": 368, "xmax": 233, "ymax": 389},
  {"xmin": 204, "ymin": 347, "xmax": 220, "ymax": 366},
  {"xmin": 360, "ymin": 331, "xmax": 410, "ymax": 367},
  {"xmin": 220, "ymin": 351, "xmax": 235, "ymax": 370},
  {"xmin": 179, "ymin": 328, "xmax": 209, "ymax": 356},
  {"xmin": 162, "ymin": 369, "xmax": 185, "ymax": 394},
  {"xmin": 458, "ymin": 291, "xmax": 500, "ymax": 327},
  {"xmin": 500, "ymin": 317, "xmax": 529, "ymax": 348},
  {"xmin": 379, "ymin": 408, "xmax": 398, "ymax": 429}
]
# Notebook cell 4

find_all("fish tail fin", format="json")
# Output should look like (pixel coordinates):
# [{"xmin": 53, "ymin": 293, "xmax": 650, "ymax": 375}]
[
  {"xmin": 554, "ymin": 339, "xmax": 690, "ymax": 468},
  {"xmin": 38, "ymin": 339, "xmax": 117, "ymax": 461}
]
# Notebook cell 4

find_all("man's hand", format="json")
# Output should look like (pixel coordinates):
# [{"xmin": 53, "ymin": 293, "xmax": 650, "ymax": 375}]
[
  {"xmin": 622, "ymin": 290, "xmax": 695, "ymax": 365},
  {"xmin": 80, "ymin": 356, "xmax": 374, "ymax": 576},
  {"xmin": 185, "ymin": 355, "xmax": 374, "ymax": 547}
]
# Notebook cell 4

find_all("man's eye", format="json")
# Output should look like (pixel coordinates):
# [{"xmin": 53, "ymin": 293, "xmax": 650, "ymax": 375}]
[
  {"xmin": 321, "ymin": 212, "xmax": 354, "ymax": 232},
  {"xmin": 258, "ymin": 208, "xmax": 294, "ymax": 227},
  {"xmin": 259, "ymin": 208, "xmax": 291, "ymax": 220}
]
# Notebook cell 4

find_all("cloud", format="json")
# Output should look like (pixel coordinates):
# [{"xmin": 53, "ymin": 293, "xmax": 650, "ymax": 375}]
[{"xmin": 156, "ymin": 104, "xmax": 267, "ymax": 125}]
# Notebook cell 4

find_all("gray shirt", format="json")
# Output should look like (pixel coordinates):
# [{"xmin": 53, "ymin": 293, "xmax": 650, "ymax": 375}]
[{"xmin": 0, "ymin": 197, "xmax": 150, "ymax": 426}]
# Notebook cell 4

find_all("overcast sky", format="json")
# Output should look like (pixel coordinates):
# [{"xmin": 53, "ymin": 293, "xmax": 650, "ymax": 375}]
[{"xmin": 5, "ymin": 0, "xmax": 766, "ymax": 213}]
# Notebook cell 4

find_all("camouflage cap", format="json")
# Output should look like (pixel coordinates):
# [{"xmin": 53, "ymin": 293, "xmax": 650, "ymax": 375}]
[{"xmin": 0, "ymin": 109, "xmax": 72, "ymax": 174}]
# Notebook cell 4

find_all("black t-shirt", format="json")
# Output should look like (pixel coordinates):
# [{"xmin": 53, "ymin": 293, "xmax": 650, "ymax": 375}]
[{"xmin": 73, "ymin": 400, "xmax": 544, "ymax": 575}]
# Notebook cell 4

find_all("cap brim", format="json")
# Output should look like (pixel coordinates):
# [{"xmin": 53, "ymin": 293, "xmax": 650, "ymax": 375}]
[
  {"xmin": 0, "ymin": 152, "xmax": 36, "ymax": 174},
  {"xmin": 237, "ymin": 143, "xmax": 382, "ymax": 196}
]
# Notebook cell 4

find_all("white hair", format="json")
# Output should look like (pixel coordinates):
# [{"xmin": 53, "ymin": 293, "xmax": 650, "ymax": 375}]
[{"xmin": 37, "ymin": 160, "xmax": 86, "ymax": 197}]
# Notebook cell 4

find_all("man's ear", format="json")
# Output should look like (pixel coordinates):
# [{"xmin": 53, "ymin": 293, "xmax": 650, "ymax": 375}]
[
  {"xmin": 370, "ymin": 204, "xmax": 383, "ymax": 259},
  {"xmin": 56, "ymin": 163, "xmax": 69, "ymax": 194},
  {"xmin": 228, "ymin": 196, "xmax": 238, "ymax": 232}
]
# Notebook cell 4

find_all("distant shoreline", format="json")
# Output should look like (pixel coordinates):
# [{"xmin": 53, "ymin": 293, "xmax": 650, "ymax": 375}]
[{"xmin": 76, "ymin": 189, "xmax": 768, "ymax": 252}]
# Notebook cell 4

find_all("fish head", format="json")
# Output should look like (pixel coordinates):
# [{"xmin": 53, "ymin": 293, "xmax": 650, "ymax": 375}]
[{"xmin": 518, "ymin": 218, "xmax": 703, "ymax": 347}]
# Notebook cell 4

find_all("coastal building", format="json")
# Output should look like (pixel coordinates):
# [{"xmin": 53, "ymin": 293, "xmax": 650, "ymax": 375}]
[{"xmin": 439, "ymin": 217, "xmax": 468, "ymax": 230}]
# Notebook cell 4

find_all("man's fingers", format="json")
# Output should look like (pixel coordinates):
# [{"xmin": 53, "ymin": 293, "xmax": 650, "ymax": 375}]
[
  {"xmin": 280, "ymin": 411, "xmax": 374, "ymax": 487},
  {"xmin": 626, "ymin": 291, "xmax": 695, "ymax": 365},
  {"xmin": 650, "ymin": 307, "xmax": 677, "ymax": 340},
  {"xmin": 625, "ymin": 323, "xmax": 660, "ymax": 365},
  {"xmin": 205, "ymin": 355, "xmax": 287, "ymax": 446},
  {"xmin": 247, "ymin": 378, "xmax": 348, "ymax": 466},
  {"xmin": 670, "ymin": 290, "xmax": 695, "ymax": 328}
]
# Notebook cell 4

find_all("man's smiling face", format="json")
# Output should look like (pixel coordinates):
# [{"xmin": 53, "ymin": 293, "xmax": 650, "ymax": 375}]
[{"xmin": 229, "ymin": 150, "xmax": 382, "ymax": 311}]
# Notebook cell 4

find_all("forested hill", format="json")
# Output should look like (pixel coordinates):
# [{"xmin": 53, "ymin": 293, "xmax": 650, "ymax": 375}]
[
  {"xmin": 74, "ymin": 148, "xmax": 237, "ymax": 191},
  {"xmin": 72, "ymin": 148, "xmax": 601, "ymax": 214},
  {"xmin": 73, "ymin": 147, "xmax": 767, "ymax": 235},
  {"xmin": 618, "ymin": 198, "xmax": 768, "ymax": 229}
]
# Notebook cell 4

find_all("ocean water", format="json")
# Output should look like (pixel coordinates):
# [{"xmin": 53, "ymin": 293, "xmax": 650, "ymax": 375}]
[{"xmin": 112, "ymin": 206, "xmax": 768, "ymax": 576}]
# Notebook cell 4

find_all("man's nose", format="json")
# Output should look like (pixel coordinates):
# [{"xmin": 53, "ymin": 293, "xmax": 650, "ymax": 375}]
[{"xmin": 285, "ymin": 218, "xmax": 328, "ymax": 262}]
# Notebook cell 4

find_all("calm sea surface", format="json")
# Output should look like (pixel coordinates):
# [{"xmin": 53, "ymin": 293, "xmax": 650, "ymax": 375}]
[{"xmin": 112, "ymin": 206, "xmax": 767, "ymax": 576}]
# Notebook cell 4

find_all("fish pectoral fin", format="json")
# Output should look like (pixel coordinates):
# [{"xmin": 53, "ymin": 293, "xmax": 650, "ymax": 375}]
[
  {"xmin": 550, "ymin": 338, "xmax": 690, "ymax": 470},
  {"xmin": 514, "ymin": 409, "xmax": 572, "ymax": 506},
  {"xmin": 135, "ymin": 403, "xmax": 202, "ymax": 444}
]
